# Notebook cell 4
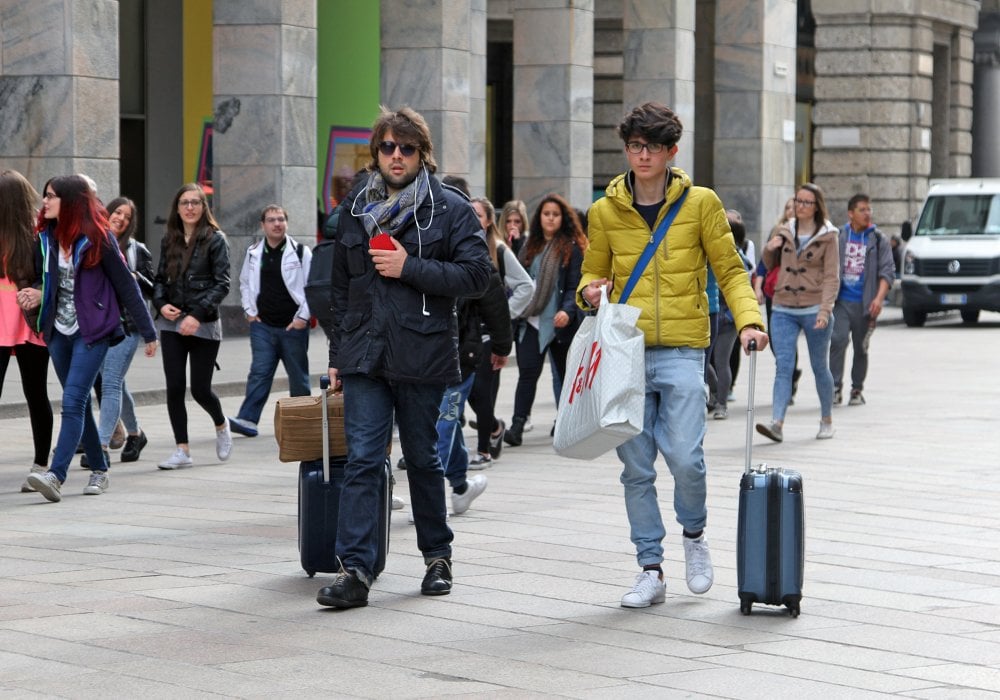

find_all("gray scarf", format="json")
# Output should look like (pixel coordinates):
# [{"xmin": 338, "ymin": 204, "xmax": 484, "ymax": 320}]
[{"xmin": 520, "ymin": 240, "xmax": 561, "ymax": 319}]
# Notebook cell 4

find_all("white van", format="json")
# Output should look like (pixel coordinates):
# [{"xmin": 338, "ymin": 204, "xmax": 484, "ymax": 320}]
[{"xmin": 900, "ymin": 178, "xmax": 1000, "ymax": 326}]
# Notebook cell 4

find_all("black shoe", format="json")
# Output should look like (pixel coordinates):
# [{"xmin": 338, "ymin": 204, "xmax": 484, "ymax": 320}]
[
  {"xmin": 80, "ymin": 448, "xmax": 110, "ymax": 470},
  {"xmin": 488, "ymin": 418, "xmax": 505, "ymax": 459},
  {"xmin": 503, "ymin": 416, "xmax": 525, "ymax": 447},
  {"xmin": 121, "ymin": 431, "xmax": 148, "ymax": 463},
  {"xmin": 421, "ymin": 558, "xmax": 452, "ymax": 596},
  {"xmin": 317, "ymin": 567, "xmax": 370, "ymax": 608},
  {"xmin": 396, "ymin": 457, "xmax": 407, "ymax": 471}
]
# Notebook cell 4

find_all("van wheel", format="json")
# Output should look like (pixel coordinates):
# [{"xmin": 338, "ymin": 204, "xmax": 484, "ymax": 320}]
[
  {"xmin": 960, "ymin": 309, "xmax": 980, "ymax": 324},
  {"xmin": 902, "ymin": 307, "xmax": 927, "ymax": 327}
]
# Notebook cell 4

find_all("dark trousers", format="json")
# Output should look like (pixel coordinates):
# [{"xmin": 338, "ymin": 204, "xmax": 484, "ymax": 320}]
[
  {"xmin": 160, "ymin": 330, "xmax": 224, "ymax": 444},
  {"xmin": 469, "ymin": 350, "xmax": 500, "ymax": 454},
  {"xmin": 512, "ymin": 323, "xmax": 570, "ymax": 419},
  {"xmin": 0, "ymin": 343, "xmax": 53, "ymax": 466}
]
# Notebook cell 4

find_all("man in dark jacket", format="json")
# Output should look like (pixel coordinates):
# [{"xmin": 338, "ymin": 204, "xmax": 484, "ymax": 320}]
[{"xmin": 317, "ymin": 107, "xmax": 492, "ymax": 609}]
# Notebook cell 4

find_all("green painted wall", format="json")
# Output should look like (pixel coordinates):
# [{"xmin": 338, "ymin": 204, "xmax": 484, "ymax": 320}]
[{"xmin": 317, "ymin": 1, "xmax": 380, "ymax": 211}]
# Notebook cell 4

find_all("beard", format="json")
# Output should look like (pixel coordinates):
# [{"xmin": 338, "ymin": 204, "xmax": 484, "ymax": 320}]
[{"xmin": 380, "ymin": 164, "xmax": 420, "ymax": 192}]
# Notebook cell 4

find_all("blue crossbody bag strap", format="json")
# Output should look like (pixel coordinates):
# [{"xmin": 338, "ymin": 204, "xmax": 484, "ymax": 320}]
[{"xmin": 619, "ymin": 190, "xmax": 688, "ymax": 304}]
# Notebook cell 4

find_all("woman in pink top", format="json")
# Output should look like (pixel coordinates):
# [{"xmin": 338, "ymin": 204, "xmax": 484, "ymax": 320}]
[{"xmin": 0, "ymin": 170, "xmax": 53, "ymax": 491}]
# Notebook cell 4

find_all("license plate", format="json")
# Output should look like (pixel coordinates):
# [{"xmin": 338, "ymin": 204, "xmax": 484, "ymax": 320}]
[{"xmin": 940, "ymin": 293, "xmax": 967, "ymax": 305}]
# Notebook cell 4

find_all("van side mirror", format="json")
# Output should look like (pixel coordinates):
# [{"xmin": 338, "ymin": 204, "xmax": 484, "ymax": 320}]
[{"xmin": 900, "ymin": 220, "xmax": 912, "ymax": 241}]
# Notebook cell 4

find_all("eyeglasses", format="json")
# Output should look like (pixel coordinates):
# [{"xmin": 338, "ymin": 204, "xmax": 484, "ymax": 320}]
[
  {"xmin": 179, "ymin": 199, "xmax": 203, "ymax": 208},
  {"xmin": 43, "ymin": 192, "xmax": 59, "ymax": 200},
  {"xmin": 378, "ymin": 141, "xmax": 418, "ymax": 157},
  {"xmin": 264, "ymin": 216, "xmax": 286, "ymax": 224},
  {"xmin": 625, "ymin": 141, "xmax": 666, "ymax": 154},
  {"xmin": 793, "ymin": 198, "xmax": 816, "ymax": 207}
]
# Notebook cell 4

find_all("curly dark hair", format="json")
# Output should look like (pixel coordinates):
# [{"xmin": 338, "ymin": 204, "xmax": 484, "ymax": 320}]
[{"xmin": 616, "ymin": 102, "xmax": 683, "ymax": 148}]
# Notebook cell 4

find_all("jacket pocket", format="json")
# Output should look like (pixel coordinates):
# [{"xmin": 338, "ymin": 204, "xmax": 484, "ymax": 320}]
[{"xmin": 188, "ymin": 275, "xmax": 213, "ymax": 290}]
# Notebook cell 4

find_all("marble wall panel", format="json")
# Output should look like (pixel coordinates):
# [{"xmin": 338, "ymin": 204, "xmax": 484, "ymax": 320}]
[
  {"xmin": 278, "ymin": 165, "xmax": 316, "ymax": 233},
  {"xmin": 69, "ymin": 0, "xmax": 117, "ymax": 79},
  {"xmin": 0, "ymin": 77, "xmax": 72, "ymax": 156},
  {"xmin": 711, "ymin": 141, "xmax": 762, "ymax": 185},
  {"xmin": 569, "ymin": 64, "xmax": 594, "ymax": 121},
  {"xmin": 215, "ymin": 0, "xmax": 314, "ymax": 27},
  {"xmin": 281, "ymin": 25, "xmax": 317, "ymax": 98},
  {"xmin": 215, "ymin": 25, "xmax": 281, "ymax": 95},
  {"xmin": 624, "ymin": 28, "xmax": 686, "ymax": 80},
  {"xmin": 436, "ymin": 109, "xmax": 470, "ymax": 177},
  {"xmin": 513, "ymin": 9, "xmax": 586, "ymax": 65},
  {"xmin": 381, "ymin": 0, "xmax": 468, "ymax": 51},
  {"xmin": 716, "ymin": 92, "xmax": 761, "ymax": 140},
  {"xmin": 714, "ymin": 0, "xmax": 762, "ymax": 45},
  {"xmin": 69, "ymin": 157, "xmax": 119, "ymax": 201},
  {"xmin": 761, "ymin": 43, "xmax": 797, "ymax": 94},
  {"xmin": 381, "ymin": 48, "xmax": 442, "ymax": 111},
  {"xmin": 282, "ymin": 96, "xmax": 316, "ymax": 166},
  {"xmin": 714, "ymin": 44, "xmax": 763, "ymax": 91},
  {"xmin": 214, "ymin": 164, "xmax": 277, "ymax": 237},
  {"xmin": 815, "ymin": 49, "xmax": 873, "ymax": 77},
  {"xmin": 623, "ymin": 0, "xmax": 694, "ymax": 30},
  {"xmin": 441, "ymin": 48, "xmax": 471, "ymax": 113},
  {"xmin": 512, "ymin": 66, "xmax": 574, "ymax": 122},
  {"xmin": 0, "ymin": 0, "xmax": 66, "ymax": 75},
  {"xmin": 213, "ymin": 95, "xmax": 283, "ymax": 166},
  {"xmin": 73, "ymin": 77, "xmax": 118, "ymax": 159}
]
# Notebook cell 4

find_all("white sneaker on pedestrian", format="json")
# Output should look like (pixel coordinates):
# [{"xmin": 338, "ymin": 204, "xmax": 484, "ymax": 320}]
[
  {"xmin": 523, "ymin": 417, "xmax": 534, "ymax": 433},
  {"xmin": 158, "ymin": 448, "xmax": 193, "ymax": 470},
  {"xmin": 20, "ymin": 463, "xmax": 48, "ymax": 493},
  {"xmin": 621, "ymin": 569, "xmax": 665, "ymax": 608},
  {"xmin": 216, "ymin": 424, "xmax": 233, "ymax": 461},
  {"xmin": 451, "ymin": 474, "xmax": 487, "ymax": 515},
  {"xmin": 683, "ymin": 535, "xmax": 714, "ymax": 594},
  {"xmin": 26, "ymin": 471, "xmax": 62, "ymax": 502},
  {"xmin": 83, "ymin": 470, "xmax": 109, "ymax": 495},
  {"xmin": 391, "ymin": 495, "xmax": 405, "ymax": 510},
  {"xmin": 816, "ymin": 421, "xmax": 835, "ymax": 440}
]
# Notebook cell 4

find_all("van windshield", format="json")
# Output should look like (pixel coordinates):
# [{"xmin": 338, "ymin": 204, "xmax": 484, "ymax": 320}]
[{"xmin": 914, "ymin": 194, "xmax": 1000, "ymax": 235}]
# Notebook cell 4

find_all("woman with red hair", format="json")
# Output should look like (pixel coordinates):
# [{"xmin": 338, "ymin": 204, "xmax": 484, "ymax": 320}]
[{"xmin": 18, "ymin": 175, "xmax": 157, "ymax": 502}]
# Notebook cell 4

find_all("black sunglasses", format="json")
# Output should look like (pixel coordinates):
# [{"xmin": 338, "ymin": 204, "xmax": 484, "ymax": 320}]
[{"xmin": 378, "ymin": 140, "xmax": 418, "ymax": 158}]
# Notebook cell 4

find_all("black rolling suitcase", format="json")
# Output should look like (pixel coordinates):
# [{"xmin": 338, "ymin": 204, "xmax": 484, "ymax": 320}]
[
  {"xmin": 736, "ymin": 342, "xmax": 805, "ymax": 616},
  {"xmin": 298, "ymin": 375, "xmax": 392, "ymax": 578}
]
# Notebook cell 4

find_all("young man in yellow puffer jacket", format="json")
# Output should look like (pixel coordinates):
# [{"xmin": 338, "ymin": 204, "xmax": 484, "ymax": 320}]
[{"xmin": 579, "ymin": 102, "xmax": 769, "ymax": 609}]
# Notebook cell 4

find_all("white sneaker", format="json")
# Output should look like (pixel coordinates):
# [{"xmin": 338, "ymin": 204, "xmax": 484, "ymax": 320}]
[
  {"xmin": 83, "ymin": 470, "xmax": 109, "ymax": 495},
  {"xmin": 621, "ymin": 569, "xmax": 665, "ymax": 608},
  {"xmin": 158, "ymin": 448, "xmax": 193, "ymax": 470},
  {"xmin": 522, "ymin": 417, "xmax": 534, "ymax": 433},
  {"xmin": 26, "ymin": 471, "xmax": 63, "ymax": 502},
  {"xmin": 391, "ymin": 495, "xmax": 405, "ymax": 510},
  {"xmin": 683, "ymin": 535, "xmax": 714, "ymax": 594},
  {"xmin": 451, "ymin": 474, "xmax": 487, "ymax": 515},
  {"xmin": 20, "ymin": 463, "xmax": 48, "ymax": 493},
  {"xmin": 816, "ymin": 421, "xmax": 835, "ymax": 440},
  {"xmin": 216, "ymin": 424, "xmax": 233, "ymax": 461}
]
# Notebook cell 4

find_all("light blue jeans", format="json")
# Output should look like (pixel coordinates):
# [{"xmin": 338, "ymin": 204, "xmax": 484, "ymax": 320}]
[
  {"xmin": 436, "ymin": 372, "xmax": 476, "ymax": 490},
  {"xmin": 98, "ymin": 332, "xmax": 140, "ymax": 444},
  {"xmin": 616, "ymin": 346, "xmax": 708, "ymax": 567},
  {"xmin": 769, "ymin": 308, "xmax": 835, "ymax": 422}
]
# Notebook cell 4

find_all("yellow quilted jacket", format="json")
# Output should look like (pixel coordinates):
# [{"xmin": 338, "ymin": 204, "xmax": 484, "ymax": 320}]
[{"xmin": 579, "ymin": 169, "xmax": 763, "ymax": 348}]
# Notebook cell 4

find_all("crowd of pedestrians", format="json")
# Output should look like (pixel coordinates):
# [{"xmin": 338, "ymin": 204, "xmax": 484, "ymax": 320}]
[{"xmin": 5, "ymin": 100, "xmax": 895, "ymax": 614}]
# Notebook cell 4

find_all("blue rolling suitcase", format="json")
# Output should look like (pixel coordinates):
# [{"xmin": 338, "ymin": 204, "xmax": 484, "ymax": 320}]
[
  {"xmin": 736, "ymin": 342, "xmax": 805, "ymax": 617},
  {"xmin": 298, "ymin": 376, "xmax": 391, "ymax": 578}
]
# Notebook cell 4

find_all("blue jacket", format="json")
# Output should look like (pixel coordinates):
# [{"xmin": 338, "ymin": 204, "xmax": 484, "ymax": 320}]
[
  {"xmin": 328, "ymin": 175, "xmax": 492, "ymax": 385},
  {"xmin": 35, "ymin": 228, "xmax": 157, "ymax": 346}
]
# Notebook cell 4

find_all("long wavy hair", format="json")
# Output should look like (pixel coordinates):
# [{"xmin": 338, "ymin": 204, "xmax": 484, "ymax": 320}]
[
  {"xmin": 0, "ymin": 170, "xmax": 40, "ymax": 286},
  {"xmin": 522, "ymin": 193, "xmax": 587, "ymax": 268},
  {"xmin": 105, "ymin": 196, "xmax": 138, "ymax": 248},
  {"xmin": 163, "ymin": 183, "xmax": 219, "ymax": 283},
  {"xmin": 36, "ymin": 175, "xmax": 110, "ymax": 269},
  {"xmin": 471, "ymin": 196, "xmax": 503, "ymax": 268}
]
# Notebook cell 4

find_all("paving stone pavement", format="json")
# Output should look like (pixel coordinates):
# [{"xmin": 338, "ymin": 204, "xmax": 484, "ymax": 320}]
[{"xmin": 2, "ymin": 308, "xmax": 1000, "ymax": 698}]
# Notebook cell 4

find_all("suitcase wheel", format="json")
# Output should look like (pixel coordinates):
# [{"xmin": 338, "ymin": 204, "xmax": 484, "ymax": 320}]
[
  {"xmin": 306, "ymin": 570, "xmax": 316, "ymax": 578},
  {"xmin": 740, "ymin": 600, "xmax": 752, "ymax": 616},
  {"xmin": 788, "ymin": 603, "xmax": 800, "ymax": 618}
]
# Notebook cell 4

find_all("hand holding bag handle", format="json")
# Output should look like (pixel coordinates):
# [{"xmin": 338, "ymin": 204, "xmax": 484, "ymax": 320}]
[{"xmin": 319, "ymin": 375, "xmax": 330, "ymax": 483}]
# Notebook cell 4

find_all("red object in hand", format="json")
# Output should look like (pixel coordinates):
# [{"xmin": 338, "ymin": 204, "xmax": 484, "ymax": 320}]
[{"xmin": 370, "ymin": 233, "xmax": 394, "ymax": 250}]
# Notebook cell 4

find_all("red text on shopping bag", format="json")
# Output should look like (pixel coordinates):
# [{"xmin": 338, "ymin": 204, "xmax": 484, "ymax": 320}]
[{"xmin": 568, "ymin": 341, "xmax": 601, "ymax": 404}]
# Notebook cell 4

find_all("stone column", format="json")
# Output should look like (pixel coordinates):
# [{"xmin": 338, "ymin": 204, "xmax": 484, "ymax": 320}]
[
  {"xmin": 622, "ymin": 0, "xmax": 696, "ymax": 176},
  {"xmin": 712, "ymin": 0, "xmax": 797, "ymax": 245},
  {"xmin": 0, "ymin": 0, "xmax": 119, "ymax": 194},
  {"xmin": 469, "ymin": 0, "xmax": 487, "ymax": 196},
  {"xmin": 212, "ymin": 0, "xmax": 317, "ymax": 331},
  {"xmin": 973, "ymin": 12, "xmax": 1000, "ymax": 176},
  {"xmin": 811, "ymin": 3, "xmax": 979, "ymax": 234},
  {"xmin": 512, "ymin": 0, "xmax": 594, "ymax": 213},
  {"xmin": 381, "ymin": 0, "xmax": 475, "ymax": 189}
]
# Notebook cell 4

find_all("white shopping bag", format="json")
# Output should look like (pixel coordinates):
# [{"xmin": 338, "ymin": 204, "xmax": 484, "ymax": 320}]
[{"xmin": 553, "ymin": 287, "xmax": 645, "ymax": 459}]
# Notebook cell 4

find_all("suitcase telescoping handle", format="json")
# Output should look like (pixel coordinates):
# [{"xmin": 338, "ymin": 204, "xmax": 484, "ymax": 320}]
[
  {"xmin": 319, "ymin": 375, "xmax": 331, "ymax": 483},
  {"xmin": 745, "ymin": 339, "xmax": 757, "ymax": 476}
]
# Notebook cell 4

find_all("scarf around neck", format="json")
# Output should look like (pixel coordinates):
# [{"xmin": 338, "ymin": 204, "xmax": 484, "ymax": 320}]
[
  {"xmin": 520, "ymin": 239, "xmax": 562, "ymax": 318},
  {"xmin": 361, "ymin": 170, "xmax": 431, "ymax": 238}
]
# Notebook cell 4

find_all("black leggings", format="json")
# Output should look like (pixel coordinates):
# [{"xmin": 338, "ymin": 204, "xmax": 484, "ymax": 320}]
[
  {"xmin": 512, "ymin": 323, "xmax": 570, "ymax": 420},
  {"xmin": 160, "ymin": 330, "xmax": 224, "ymax": 444},
  {"xmin": 0, "ymin": 343, "xmax": 53, "ymax": 465},
  {"xmin": 468, "ymin": 349, "xmax": 500, "ymax": 454}
]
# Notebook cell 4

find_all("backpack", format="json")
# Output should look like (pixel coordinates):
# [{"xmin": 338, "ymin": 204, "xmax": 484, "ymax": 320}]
[{"xmin": 307, "ymin": 208, "xmax": 341, "ymax": 337}]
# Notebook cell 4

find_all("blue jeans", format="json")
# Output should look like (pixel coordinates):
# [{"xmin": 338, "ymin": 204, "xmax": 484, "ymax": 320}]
[
  {"xmin": 98, "ymin": 332, "xmax": 140, "ymax": 444},
  {"xmin": 48, "ymin": 331, "xmax": 110, "ymax": 481},
  {"xmin": 235, "ymin": 322, "xmax": 310, "ymax": 424},
  {"xmin": 339, "ymin": 374, "xmax": 452, "ymax": 581},
  {"xmin": 616, "ymin": 346, "xmax": 708, "ymax": 567},
  {"xmin": 769, "ymin": 309, "xmax": 835, "ymax": 422},
  {"xmin": 436, "ymin": 372, "xmax": 476, "ymax": 489}
]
